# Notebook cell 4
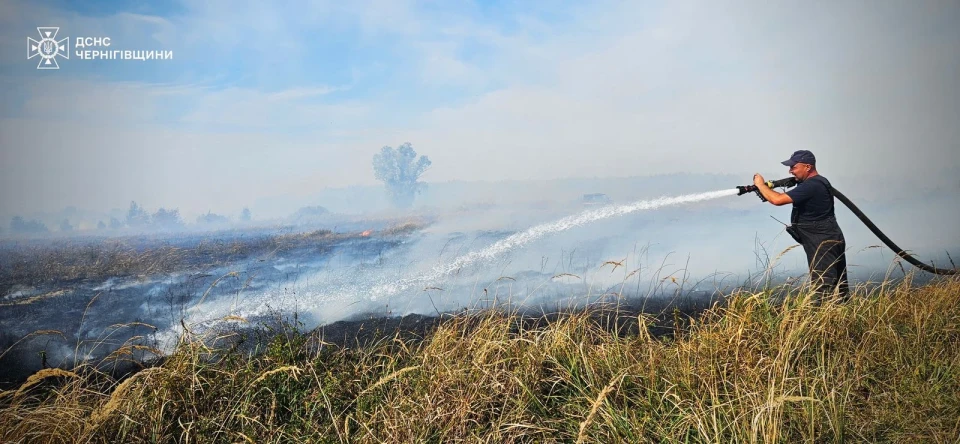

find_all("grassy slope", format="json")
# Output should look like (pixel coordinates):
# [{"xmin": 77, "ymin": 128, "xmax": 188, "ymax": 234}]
[{"xmin": 1, "ymin": 274, "xmax": 958, "ymax": 443}]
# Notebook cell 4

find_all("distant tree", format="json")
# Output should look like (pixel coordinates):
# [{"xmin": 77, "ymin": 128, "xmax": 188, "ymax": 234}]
[
  {"xmin": 97, "ymin": 220, "xmax": 107, "ymax": 230},
  {"xmin": 372, "ymin": 142, "xmax": 432, "ymax": 208},
  {"xmin": 196, "ymin": 211, "xmax": 229, "ymax": 225},
  {"xmin": 109, "ymin": 217, "xmax": 123, "ymax": 230},
  {"xmin": 10, "ymin": 216, "xmax": 49, "ymax": 234},
  {"xmin": 240, "ymin": 207, "xmax": 252, "ymax": 222},
  {"xmin": 59, "ymin": 219, "xmax": 73, "ymax": 232},
  {"xmin": 126, "ymin": 201, "xmax": 150, "ymax": 227},
  {"xmin": 152, "ymin": 208, "xmax": 183, "ymax": 230}
]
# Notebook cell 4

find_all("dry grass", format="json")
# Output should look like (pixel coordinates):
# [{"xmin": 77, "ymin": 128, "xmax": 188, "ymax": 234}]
[{"xmin": 1, "ymin": 273, "xmax": 958, "ymax": 443}]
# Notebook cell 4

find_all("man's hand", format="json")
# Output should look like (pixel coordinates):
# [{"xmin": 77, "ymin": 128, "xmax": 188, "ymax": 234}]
[
  {"xmin": 753, "ymin": 173, "xmax": 765, "ymax": 187},
  {"xmin": 753, "ymin": 173, "xmax": 793, "ymax": 206}
]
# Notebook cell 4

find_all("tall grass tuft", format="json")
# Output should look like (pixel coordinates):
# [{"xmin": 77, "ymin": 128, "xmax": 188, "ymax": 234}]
[{"xmin": 1, "ymin": 273, "xmax": 958, "ymax": 442}]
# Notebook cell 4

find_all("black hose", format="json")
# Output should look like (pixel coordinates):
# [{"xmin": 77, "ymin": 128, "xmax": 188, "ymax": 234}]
[{"xmin": 832, "ymin": 187, "xmax": 957, "ymax": 275}]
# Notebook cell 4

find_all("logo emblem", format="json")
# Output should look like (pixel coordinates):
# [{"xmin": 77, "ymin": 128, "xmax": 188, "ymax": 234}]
[{"xmin": 28, "ymin": 27, "xmax": 69, "ymax": 69}]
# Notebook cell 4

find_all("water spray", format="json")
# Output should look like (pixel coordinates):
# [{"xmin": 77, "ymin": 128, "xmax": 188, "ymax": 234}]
[
  {"xmin": 736, "ymin": 177, "xmax": 957, "ymax": 275},
  {"xmin": 367, "ymin": 188, "xmax": 739, "ymax": 301}
]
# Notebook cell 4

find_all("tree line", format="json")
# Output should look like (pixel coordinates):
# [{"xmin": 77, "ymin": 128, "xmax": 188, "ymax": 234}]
[{"xmin": 5, "ymin": 202, "xmax": 253, "ymax": 236}]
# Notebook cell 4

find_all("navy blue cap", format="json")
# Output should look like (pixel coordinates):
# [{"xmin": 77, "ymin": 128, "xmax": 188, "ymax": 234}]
[{"xmin": 781, "ymin": 150, "xmax": 816, "ymax": 167}]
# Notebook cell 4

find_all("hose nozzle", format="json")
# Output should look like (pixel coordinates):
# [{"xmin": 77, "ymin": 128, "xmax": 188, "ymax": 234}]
[{"xmin": 736, "ymin": 177, "xmax": 798, "ymax": 201}]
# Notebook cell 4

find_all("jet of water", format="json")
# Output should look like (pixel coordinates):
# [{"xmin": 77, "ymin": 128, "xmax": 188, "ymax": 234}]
[{"xmin": 367, "ymin": 188, "xmax": 739, "ymax": 300}]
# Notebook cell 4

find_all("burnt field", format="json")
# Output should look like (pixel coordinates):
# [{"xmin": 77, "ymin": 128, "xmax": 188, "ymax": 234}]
[{"xmin": 0, "ymin": 220, "xmax": 428, "ymax": 385}]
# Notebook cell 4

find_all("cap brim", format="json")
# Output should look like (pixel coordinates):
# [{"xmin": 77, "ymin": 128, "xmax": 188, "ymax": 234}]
[{"xmin": 781, "ymin": 159, "xmax": 798, "ymax": 167}]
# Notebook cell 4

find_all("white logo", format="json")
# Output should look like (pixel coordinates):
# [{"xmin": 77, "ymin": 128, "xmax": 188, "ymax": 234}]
[{"xmin": 28, "ymin": 27, "xmax": 69, "ymax": 69}]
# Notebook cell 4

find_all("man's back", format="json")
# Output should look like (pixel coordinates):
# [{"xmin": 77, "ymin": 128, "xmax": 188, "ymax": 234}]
[{"xmin": 785, "ymin": 175, "xmax": 835, "ymax": 223}]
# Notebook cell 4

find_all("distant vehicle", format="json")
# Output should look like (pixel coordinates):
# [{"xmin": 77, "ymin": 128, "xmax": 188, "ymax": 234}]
[{"xmin": 581, "ymin": 193, "xmax": 612, "ymax": 206}]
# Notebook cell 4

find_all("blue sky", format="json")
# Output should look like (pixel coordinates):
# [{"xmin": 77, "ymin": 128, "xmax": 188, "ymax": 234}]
[{"xmin": 1, "ymin": 0, "xmax": 959, "ymax": 222}]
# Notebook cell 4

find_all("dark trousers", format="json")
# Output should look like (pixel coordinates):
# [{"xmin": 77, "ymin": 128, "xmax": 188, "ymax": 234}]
[{"xmin": 793, "ymin": 218, "xmax": 850, "ymax": 301}]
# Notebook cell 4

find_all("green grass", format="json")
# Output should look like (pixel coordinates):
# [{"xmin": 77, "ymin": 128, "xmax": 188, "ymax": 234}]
[{"xmin": 1, "ymin": 273, "xmax": 959, "ymax": 443}]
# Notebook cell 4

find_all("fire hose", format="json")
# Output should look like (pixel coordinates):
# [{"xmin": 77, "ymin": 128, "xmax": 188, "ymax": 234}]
[{"xmin": 737, "ymin": 177, "xmax": 957, "ymax": 276}]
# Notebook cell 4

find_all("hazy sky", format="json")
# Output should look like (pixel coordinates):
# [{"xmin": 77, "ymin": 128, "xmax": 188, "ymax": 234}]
[{"xmin": 1, "ymin": 0, "xmax": 959, "ymax": 220}]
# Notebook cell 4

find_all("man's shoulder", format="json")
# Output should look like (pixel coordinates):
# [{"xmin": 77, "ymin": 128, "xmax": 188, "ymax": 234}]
[
  {"xmin": 787, "ymin": 175, "xmax": 829, "ymax": 200},
  {"xmin": 808, "ymin": 174, "xmax": 830, "ymax": 184}
]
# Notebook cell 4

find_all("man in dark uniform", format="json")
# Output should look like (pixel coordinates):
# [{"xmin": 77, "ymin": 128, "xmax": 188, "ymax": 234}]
[{"xmin": 753, "ymin": 150, "xmax": 850, "ymax": 301}]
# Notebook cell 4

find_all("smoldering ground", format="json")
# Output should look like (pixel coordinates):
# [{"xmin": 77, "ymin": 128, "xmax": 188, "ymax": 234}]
[{"xmin": 1, "ymin": 185, "xmax": 957, "ymax": 387}]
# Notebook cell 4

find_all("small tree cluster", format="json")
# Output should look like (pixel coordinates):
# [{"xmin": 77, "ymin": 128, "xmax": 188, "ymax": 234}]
[
  {"xmin": 121, "ymin": 201, "xmax": 184, "ymax": 231},
  {"xmin": 9, "ymin": 216, "xmax": 49, "ymax": 234},
  {"xmin": 152, "ymin": 208, "xmax": 184, "ymax": 230},
  {"xmin": 196, "ymin": 211, "xmax": 230, "ymax": 225},
  {"xmin": 126, "ymin": 201, "xmax": 150, "ymax": 227}
]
